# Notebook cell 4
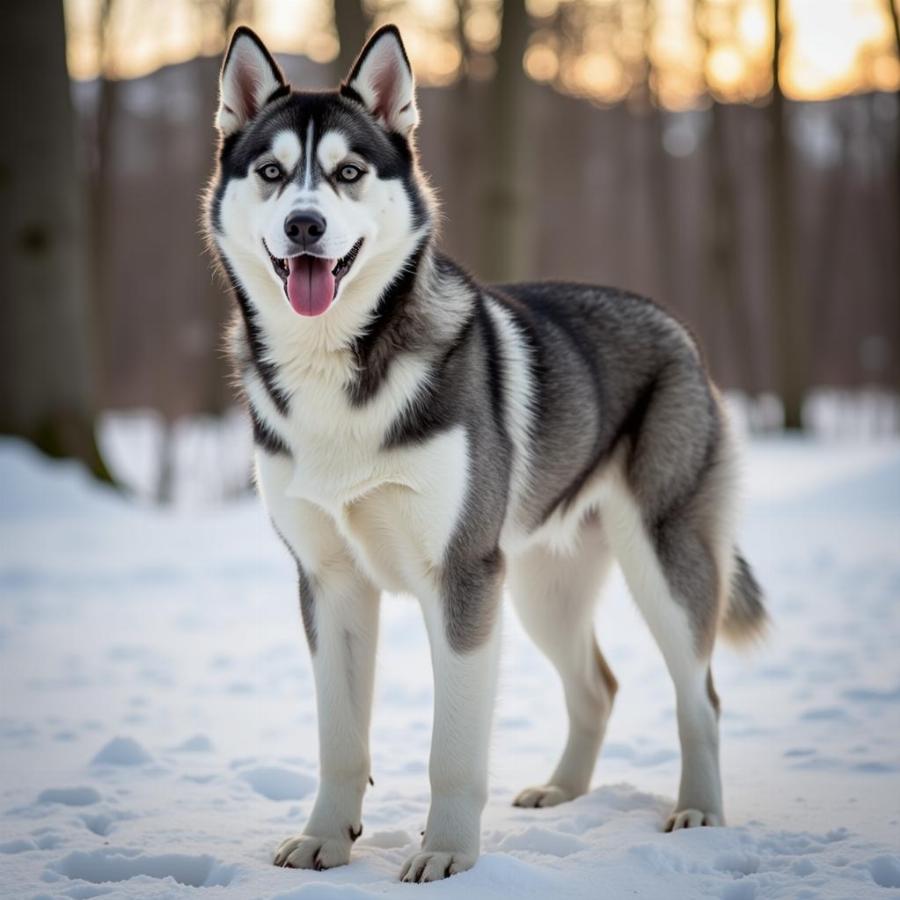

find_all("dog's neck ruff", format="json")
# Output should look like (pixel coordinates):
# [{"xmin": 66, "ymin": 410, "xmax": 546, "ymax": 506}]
[{"xmin": 227, "ymin": 232, "xmax": 475, "ymax": 419}]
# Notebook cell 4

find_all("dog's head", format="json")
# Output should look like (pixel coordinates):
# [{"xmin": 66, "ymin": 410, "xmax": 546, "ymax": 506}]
[{"xmin": 208, "ymin": 26, "xmax": 432, "ymax": 320}]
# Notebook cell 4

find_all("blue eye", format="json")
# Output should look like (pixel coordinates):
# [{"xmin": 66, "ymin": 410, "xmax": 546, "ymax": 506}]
[
  {"xmin": 337, "ymin": 164, "xmax": 364, "ymax": 183},
  {"xmin": 258, "ymin": 163, "xmax": 282, "ymax": 182}
]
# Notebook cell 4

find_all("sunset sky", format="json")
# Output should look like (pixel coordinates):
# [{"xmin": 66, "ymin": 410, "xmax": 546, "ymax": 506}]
[{"xmin": 63, "ymin": 0, "xmax": 900, "ymax": 107}]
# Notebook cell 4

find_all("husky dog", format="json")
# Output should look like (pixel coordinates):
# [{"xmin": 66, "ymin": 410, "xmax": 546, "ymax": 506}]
[{"xmin": 206, "ymin": 24, "xmax": 766, "ymax": 883}]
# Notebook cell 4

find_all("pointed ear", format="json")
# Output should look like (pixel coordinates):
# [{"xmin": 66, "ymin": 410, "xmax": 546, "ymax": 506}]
[
  {"xmin": 216, "ymin": 27, "xmax": 286, "ymax": 135},
  {"xmin": 343, "ymin": 25, "xmax": 418, "ymax": 137}
]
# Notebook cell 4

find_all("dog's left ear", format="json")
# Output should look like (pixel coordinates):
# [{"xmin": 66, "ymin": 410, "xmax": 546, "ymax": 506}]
[
  {"xmin": 343, "ymin": 25, "xmax": 418, "ymax": 137},
  {"xmin": 217, "ymin": 27, "xmax": 286, "ymax": 135}
]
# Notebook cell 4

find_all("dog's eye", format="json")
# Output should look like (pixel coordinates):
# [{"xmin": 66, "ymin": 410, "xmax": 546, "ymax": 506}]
[
  {"xmin": 257, "ymin": 164, "xmax": 283, "ymax": 183},
  {"xmin": 337, "ymin": 164, "xmax": 364, "ymax": 184}
]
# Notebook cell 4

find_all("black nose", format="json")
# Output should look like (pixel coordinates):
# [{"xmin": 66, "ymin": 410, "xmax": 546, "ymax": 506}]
[{"xmin": 284, "ymin": 210, "xmax": 326, "ymax": 243}]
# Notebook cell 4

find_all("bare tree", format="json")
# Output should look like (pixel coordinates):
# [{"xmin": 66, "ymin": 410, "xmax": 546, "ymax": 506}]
[
  {"xmin": 695, "ymin": 0, "xmax": 755, "ymax": 391},
  {"xmin": 195, "ymin": 0, "xmax": 257, "ymax": 424},
  {"xmin": 154, "ymin": 0, "xmax": 258, "ymax": 505},
  {"xmin": 89, "ymin": 0, "xmax": 123, "ymax": 414},
  {"xmin": 887, "ymin": 1, "xmax": 900, "ymax": 86},
  {"xmin": 0, "ymin": 2, "xmax": 111, "ymax": 480},
  {"xmin": 334, "ymin": 1, "xmax": 372, "ymax": 79},
  {"xmin": 203, "ymin": 0, "xmax": 254, "ymax": 36},
  {"xmin": 479, "ymin": 0, "xmax": 534, "ymax": 282},
  {"xmin": 641, "ymin": 0, "xmax": 678, "ymax": 308},
  {"xmin": 769, "ymin": 0, "xmax": 807, "ymax": 429},
  {"xmin": 886, "ymin": 0, "xmax": 900, "ymax": 394}
]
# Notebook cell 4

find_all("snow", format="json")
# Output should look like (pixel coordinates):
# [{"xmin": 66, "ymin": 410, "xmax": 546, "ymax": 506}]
[
  {"xmin": 240, "ymin": 768, "xmax": 316, "ymax": 802},
  {"xmin": 1, "ymin": 434, "xmax": 899, "ymax": 899},
  {"xmin": 91, "ymin": 738, "xmax": 154, "ymax": 767},
  {"xmin": 36, "ymin": 789, "xmax": 102, "ymax": 808}
]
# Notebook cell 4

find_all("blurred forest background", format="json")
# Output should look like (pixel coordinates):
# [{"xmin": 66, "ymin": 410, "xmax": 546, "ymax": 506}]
[{"xmin": 1, "ymin": 0, "xmax": 899, "ymax": 503}]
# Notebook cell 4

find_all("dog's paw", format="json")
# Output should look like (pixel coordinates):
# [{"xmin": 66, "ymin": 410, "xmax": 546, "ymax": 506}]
[
  {"xmin": 399, "ymin": 850, "xmax": 475, "ymax": 883},
  {"xmin": 512, "ymin": 784, "xmax": 574, "ymax": 808},
  {"xmin": 664, "ymin": 808, "xmax": 723, "ymax": 831},
  {"xmin": 273, "ymin": 832, "xmax": 352, "ymax": 870}
]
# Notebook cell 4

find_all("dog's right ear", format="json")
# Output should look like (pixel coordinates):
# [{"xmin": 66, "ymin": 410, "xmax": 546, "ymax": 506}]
[{"xmin": 216, "ymin": 27, "xmax": 287, "ymax": 135}]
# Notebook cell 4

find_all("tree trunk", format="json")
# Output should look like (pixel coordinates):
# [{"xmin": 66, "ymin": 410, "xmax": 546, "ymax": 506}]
[
  {"xmin": 885, "ymin": 0, "xmax": 900, "ymax": 394},
  {"xmin": 199, "ymin": 6, "xmax": 255, "ymax": 419},
  {"xmin": 770, "ymin": 0, "xmax": 807, "ymax": 429},
  {"xmin": 155, "ymin": 418, "xmax": 178, "ymax": 504},
  {"xmin": 449, "ymin": 0, "xmax": 481, "ymax": 266},
  {"xmin": 89, "ymin": 78, "xmax": 117, "ymax": 408},
  {"xmin": 707, "ymin": 101, "xmax": 756, "ymax": 391},
  {"xmin": 644, "ymin": 1, "xmax": 678, "ymax": 309},
  {"xmin": 0, "ymin": 2, "xmax": 112, "ymax": 481},
  {"xmin": 478, "ymin": 0, "xmax": 533, "ymax": 282},
  {"xmin": 693, "ymin": 0, "xmax": 755, "ymax": 392},
  {"xmin": 334, "ymin": 0, "xmax": 371, "ymax": 80}
]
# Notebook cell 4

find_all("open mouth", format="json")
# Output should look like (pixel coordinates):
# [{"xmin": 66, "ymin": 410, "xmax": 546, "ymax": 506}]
[{"xmin": 265, "ymin": 238, "xmax": 364, "ymax": 317}]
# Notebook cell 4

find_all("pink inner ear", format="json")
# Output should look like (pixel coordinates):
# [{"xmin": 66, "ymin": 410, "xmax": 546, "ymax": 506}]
[
  {"xmin": 237, "ymin": 70, "xmax": 261, "ymax": 121},
  {"xmin": 370, "ymin": 60, "xmax": 399, "ymax": 123}
]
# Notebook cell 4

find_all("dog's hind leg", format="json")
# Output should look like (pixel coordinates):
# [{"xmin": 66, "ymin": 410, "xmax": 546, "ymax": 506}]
[
  {"xmin": 604, "ymin": 395, "xmax": 731, "ymax": 830},
  {"xmin": 508, "ymin": 514, "xmax": 617, "ymax": 808}
]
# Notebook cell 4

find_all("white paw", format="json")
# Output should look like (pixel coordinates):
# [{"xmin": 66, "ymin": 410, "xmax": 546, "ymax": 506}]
[
  {"xmin": 664, "ymin": 808, "xmax": 723, "ymax": 831},
  {"xmin": 399, "ymin": 850, "xmax": 475, "ymax": 882},
  {"xmin": 273, "ymin": 832, "xmax": 353, "ymax": 870},
  {"xmin": 513, "ymin": 784, "xmax": 575, "ymax": 808}
]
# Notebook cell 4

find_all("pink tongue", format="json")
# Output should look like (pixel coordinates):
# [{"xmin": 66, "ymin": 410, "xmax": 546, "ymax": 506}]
[{"xmin": 286, "ymin": 255, "xmax": 336, "ymax": 317}]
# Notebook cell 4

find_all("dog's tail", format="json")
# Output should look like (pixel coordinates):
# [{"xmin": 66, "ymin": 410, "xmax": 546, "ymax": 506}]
[{"xmin": 720, "ymin": 552, "xmax": 768, "ymax": 645}]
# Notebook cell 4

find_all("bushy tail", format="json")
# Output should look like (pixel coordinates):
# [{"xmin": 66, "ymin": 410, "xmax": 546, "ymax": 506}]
[{"xmin": 720, "ymin": 552, "xmax": 768, "ymax": 645}]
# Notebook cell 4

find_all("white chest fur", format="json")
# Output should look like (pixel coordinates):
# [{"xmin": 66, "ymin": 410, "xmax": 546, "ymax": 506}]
[{"xmin": 249, "ymin": 352, "xmax": 470, "ymax": 597}]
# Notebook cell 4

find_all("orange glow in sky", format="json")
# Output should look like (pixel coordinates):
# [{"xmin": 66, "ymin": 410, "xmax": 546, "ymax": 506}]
[{"xmin": 64, "ymin": 0, "xmax": 900, "ymax": 106}]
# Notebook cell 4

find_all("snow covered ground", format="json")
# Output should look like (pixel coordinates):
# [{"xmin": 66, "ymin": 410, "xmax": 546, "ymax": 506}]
[{"xmin": 1, "ymin": 434, "xmax": 899, "ymax": 899}]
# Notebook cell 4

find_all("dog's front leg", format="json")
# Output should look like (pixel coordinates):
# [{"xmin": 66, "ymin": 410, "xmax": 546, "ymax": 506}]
[
  {"xmin": 400, "ymin": 567, "xmax": 502, "ymax": 882},
  {"xmin": 274, "ymin": 569, "xmax": 380, "ymax": 870},
  {"xmin": 259, "ymin": 457, "xmax": 380, "ymax": 871}
]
